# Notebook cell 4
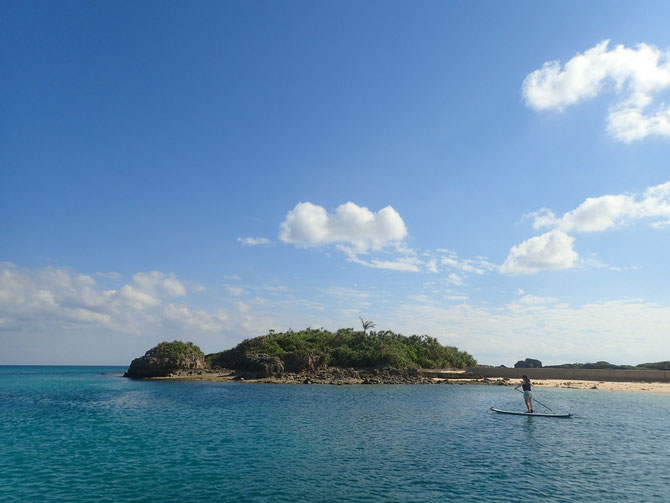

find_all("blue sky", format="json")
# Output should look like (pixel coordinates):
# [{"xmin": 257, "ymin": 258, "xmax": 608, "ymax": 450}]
[{"xmin": 3, "ymin": 1, "xmax": 670, "ymax": 365}]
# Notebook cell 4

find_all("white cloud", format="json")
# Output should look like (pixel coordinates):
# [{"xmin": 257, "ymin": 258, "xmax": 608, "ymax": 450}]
[
  {"xmin": 280, "ymin": 202, "xmax": 408, "ymax": 253},
  {"xmin": 275, "ymin": 202, "xmax": 497, "ymax": 280},
  {"xmin": 438, "ymin": 250, "xmax": 497, "ymax": 275},
  {"xmin": 507, "ymin": 180, "xmax": 670, "ymax": 274},
  {"xmin": 6, "ymin": 263, "xmax": 670, "ymax": 368},
  {"xmin": 530, "ymin": 181, "xmax": 670, "ymax": 233},
  {"xmin": 131, "ymin": 271, "xmax": 186, "ymax": 298},
  {"xmin": 235, "ymin": 301, "xmax": 251, "ymax": 313},
  {"xmin": 237, "ymin": 237, "xmax": 272, "ymax": 246},
  {"xmin": 516, "ymin": 294, "xmax": 559, "ymax": 305},
  {"xmin": 0, "ymin": 263, "xmax": 314, "ymax": 363},
  {"xmin": 346, "ymin": 252, "xmax": 422, "ymax": 272},
  {"xmin": 523, "ymin": 40, "xmax": 670, "ymax": 142},
  {"xmin": 0, "ymin": 263, "xmax": 220, "ymax": 339},
  {"xmin": 278, "ymin": 201, "xmax": 428, "ymax": 272},
  {"xmin": 500, "ymin": 230, "xmax": 578, "ymax": 275},
  {"xmin": 225, "ymin": 285, "xmax": 245, "ymax": 297},
  {"xmin": 446, "ymin": 273, "xmax": 464, "ymax": 286}
]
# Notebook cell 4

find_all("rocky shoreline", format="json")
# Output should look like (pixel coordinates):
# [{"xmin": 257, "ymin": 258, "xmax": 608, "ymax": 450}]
[
  {"xmin": 143, "ymin": 370, "xmax": 670, "ymax": 392},
  {"xmin": 145, "ymin": 366, "xmax": 507, "ymax": 385}
]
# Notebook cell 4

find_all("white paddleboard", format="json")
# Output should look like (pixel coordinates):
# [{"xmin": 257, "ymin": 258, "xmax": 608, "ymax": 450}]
[{"xmin": 490, "ymin": 407, "xmax": 572, "ymax": 418}]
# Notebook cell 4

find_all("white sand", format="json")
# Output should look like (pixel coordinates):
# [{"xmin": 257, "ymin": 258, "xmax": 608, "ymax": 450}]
[{"xmin": 531, "ymin": 378, "xmax": 670, "ymax": 393}]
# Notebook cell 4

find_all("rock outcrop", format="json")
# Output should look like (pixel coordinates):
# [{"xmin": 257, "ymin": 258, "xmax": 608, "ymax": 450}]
[
  {"xmin": 258, "ymin": 367, "xmax": 436, "ymax": 385},
  {"xmin": 235, "ymin": 354, "xmax": 284, "ymax": 379},
  {"xmin": 124, "ymin": 341, "xmax": 206, "ymax": 378},
  {"xmin": 514, "ymin": 358, "xmax": 543, "ymax": 369}
]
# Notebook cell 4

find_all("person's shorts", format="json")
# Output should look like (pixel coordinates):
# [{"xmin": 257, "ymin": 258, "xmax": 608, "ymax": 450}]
[{"xmin": 523, "ymin": 391, "xmax": 533, "ymax": 399}]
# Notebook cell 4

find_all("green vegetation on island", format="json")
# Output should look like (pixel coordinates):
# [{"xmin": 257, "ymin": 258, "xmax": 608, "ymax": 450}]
[
  {"xmin": 125, "ymin": 340, "xmax": 206, "ymax": 378},
  {"xmin": 207, "ymin": 327, "xmax": 477, "ymax": 373},
  {"xmin": 151, "ymin": 341, "xmax": 205, "ymax": 362}
]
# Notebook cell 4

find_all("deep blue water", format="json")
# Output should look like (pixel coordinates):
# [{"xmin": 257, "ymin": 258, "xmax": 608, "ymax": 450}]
[{"xmin": 1, "ymin": 366, "xmax": 669, "ymax": 502}]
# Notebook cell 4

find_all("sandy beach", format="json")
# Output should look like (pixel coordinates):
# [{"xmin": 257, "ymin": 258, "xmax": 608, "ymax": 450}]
[
  {"xmin": 529, "ymin": 378, "xmax": 670, "ymax": 393},
  {"xmin": 462, "ymin": 376, "xmax": 670, "ymax": 393}
]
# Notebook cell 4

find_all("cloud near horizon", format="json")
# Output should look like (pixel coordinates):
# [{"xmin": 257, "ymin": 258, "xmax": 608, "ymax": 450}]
[
  {"xmin": 523, "ymin": 40, "xmax": 670, "ymax": 142},
  {"xmin": 0, "ymin": 263, "xmax": 230, "ymax": 337},
  {"xmin": 3, "ymin": 262, "xmax": 669, "ymax": 366}
]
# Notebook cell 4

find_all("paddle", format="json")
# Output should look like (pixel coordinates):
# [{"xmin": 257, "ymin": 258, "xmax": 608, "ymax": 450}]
[{"xmin": 516, "ymin": 388, "xmax": 556, "ymax": 413}]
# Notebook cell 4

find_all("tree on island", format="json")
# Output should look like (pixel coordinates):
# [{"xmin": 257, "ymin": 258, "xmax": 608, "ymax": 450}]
[
  {"xmin": 207, "ymin": 326, "xmax": 477, "ymax": 376},
  {"xmin": 359, "ymin": 317, "xmax": 376, "ymax": 334}
]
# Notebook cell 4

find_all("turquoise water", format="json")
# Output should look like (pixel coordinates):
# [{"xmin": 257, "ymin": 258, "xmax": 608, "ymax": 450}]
[{"xmin": 1, "ymin": 367, "xmax": 669, "ymax": 502}]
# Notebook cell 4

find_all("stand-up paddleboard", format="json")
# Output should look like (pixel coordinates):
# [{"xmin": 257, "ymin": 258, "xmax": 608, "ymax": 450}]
[{"xmin": 490, "ymin": 407, "xmax": 572, "ymax": 418}]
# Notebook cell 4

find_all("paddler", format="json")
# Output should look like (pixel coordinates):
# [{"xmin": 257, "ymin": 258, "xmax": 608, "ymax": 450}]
[{"xmin": 514, "ymin": 375, "xmax": 534, "ymax": 413}]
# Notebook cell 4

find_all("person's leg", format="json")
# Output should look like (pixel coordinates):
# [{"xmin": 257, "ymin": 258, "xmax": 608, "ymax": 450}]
[{"xmin": 524, "ymin": 396, "xmax": 532, "ymax": 412}]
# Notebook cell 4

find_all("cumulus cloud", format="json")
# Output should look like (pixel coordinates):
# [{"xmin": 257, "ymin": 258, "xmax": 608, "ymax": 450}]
[
  {"xmin": 280, "ymin": 202, "xmax": 408, "ymax": 253},
  {"xmin": 530, "ymin": 181, "xmax": 670, "ymax": 233},
  {"xmin": 523, "ymin": 40, "xmax": 670, "ymax": 141},
  {"xmin": 500, "ymin": 230, "xmax": 578, "ymax": 275},
  {"xmin": 505, "ymin": 181, "xmax": 670, "ymax": 274},
  {"xmin": 276, "ymin": 201, "xmax": 496, "ymax": 278}
]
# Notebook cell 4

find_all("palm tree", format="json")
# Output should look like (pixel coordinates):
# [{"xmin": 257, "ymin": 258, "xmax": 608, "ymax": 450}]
[{"xmin": 359, "ymin": 317, "xmax": 376, "ymax": 334}]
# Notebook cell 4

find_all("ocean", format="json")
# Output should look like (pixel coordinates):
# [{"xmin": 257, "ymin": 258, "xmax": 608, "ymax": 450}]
[{"xmin": 1, "ymin": 366, "xmax": 669, "ymax": 502}]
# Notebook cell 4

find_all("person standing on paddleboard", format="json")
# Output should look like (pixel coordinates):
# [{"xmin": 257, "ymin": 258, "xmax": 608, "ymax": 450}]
[{"xmin": 515, "ymin": 375, "xmax": 534, "ymax": 413}]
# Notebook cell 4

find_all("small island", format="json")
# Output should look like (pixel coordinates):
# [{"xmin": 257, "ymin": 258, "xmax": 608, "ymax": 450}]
[{"xmin": 125, "ymin": 327, "xmax": 480, "ymax": 384}]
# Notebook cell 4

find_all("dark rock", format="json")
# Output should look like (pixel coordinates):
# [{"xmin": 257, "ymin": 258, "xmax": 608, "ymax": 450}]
[
  {"xmin": 283, "ymin": 352, "xmax": 323, "ymax": 373},
  {"xmin": 514, "ymin": 358, "xmax": 543, "ymax": 369},
  {"xmin": 238, "ymin": 354, "xmax": 284, "ymax": 378}
]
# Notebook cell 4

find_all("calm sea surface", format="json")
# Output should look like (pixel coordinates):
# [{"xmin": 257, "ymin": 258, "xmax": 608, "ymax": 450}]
[{"xmin": 1, "ymin": 366, "xmax": 669, "ymax": 502}]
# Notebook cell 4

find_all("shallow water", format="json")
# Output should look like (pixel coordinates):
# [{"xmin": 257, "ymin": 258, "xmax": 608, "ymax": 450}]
[{"xmin": 1, "ymin": 366, "xmax": 669, "ymax": 502}]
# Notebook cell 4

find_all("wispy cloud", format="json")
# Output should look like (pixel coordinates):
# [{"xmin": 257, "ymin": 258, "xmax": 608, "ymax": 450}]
[
  {"xmin": 225, "ymin": 285, "xmax": 245, "ymax": 297},
  {"xmin": 523, "ymin": 40, "xmax": 670, "ymax": 142}
]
